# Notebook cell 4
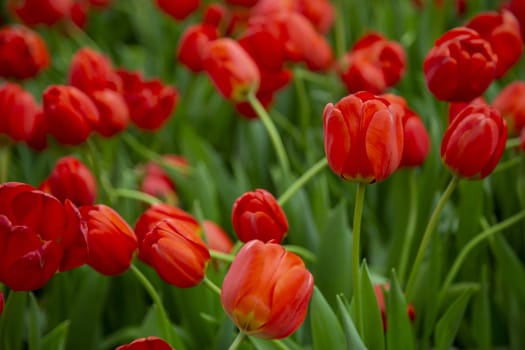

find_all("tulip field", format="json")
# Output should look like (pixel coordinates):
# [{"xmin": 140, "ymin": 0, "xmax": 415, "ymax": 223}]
[{"xmin": 1, "ymin": 0, "xmax": 525, "ymax": 349}]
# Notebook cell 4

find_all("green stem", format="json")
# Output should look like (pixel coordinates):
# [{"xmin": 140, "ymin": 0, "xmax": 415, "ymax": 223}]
[
  {"xmin": 506, "ymin": 137, "xmax": 521, "ymax": 149},
  {"xmin": 352, "ymin": 182, "xmax": 367, "ymax": 334},
  {"xmin": 278, "ymin": 157, "xmax": 328, "ymax": 206},
  {"xmin": 405, "ymin": 176, "xmax": 459, "ymax": 300},
  {"xmin": 202, "ymin": 276, "xmax": 222, "ymax": 296},
  {"xmin": 247, "ymin": 93, "xmax": 291, "ymax": 176},
  {"xmin": 334, "ymin": 0, "xmax": 347, "ymax": 58},
  {"xmin": 65, "ymin": 22, "xmax": 102, "ymax": 50},
  {"xmin": 210, "ymin": 250, "xmax": 235, "ymax": 263},
  {"xmin": 272, "ymin": 339, "xmax": 292, "ymax": 350},
  {"xmin": 111, "ymin": 188, "xmax": 162, "ymax": 206},
  {"xmin": 438, "ymin": 210, "xmax": 525, "ymax": 304},
  {"xmin": 0, "ymin": 145, "xmax": 10, "ymax": 183},
  {"xmin": 283, "ymin": 245, "xmax": 317, "ymax": 263},
  {"xmin": 228, "ymin": 331, "xmax": 247, "ymax": 350},
  {"xmin": 398, "ymin": 169, "xmax": 419, "ymax": 284}
]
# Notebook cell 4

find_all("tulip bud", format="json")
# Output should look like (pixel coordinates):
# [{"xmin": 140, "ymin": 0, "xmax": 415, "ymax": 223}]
[
  {"xmin": 221, "ymin": 240, "xmax": 314, "ymax": 339},
  {"xmin": 231, "ymin": 189, "xmax": 288, "ymax": 243},
  {"xmin": 323, "ymin": 91, "xmax": 404, "ymax": 183},
  {"xmin": 116, "ymin": 336, "xmax": 173, "ymax": 350},
  {"xmin": 492, "ymin": 81, "xmax": 525, "ymax": 135},
  {"xmin": 90, "ymin": 89, "xmax": 130, "ymax": 137},
  {"xmin": 68, "ymin": 48, "xmax": 122, "ymax": 95},
  {"xmin": 177, "ymin": 24, "xmax": 219, "ymax": 72},
  {"xmin": 8, "ymin": 0, "xmax": 71, "ymax": 27},
  {"xmin": 441, "ymin": 104, "xmax": 507, "ymax": 179},
  {"xmin": 155, "ymin": 0, "xmax": 199, "ymax": 21},
  {"xmin": 203, "ymin": 220, "xmax": 234, "ymax": 254}
]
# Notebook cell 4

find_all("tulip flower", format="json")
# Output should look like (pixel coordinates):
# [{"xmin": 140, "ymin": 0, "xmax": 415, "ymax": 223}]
[
  {"xmin": 80, "ymin": 204, "xmax": 137, "ymax": 276},
  {"xmin": 339, "ymin": 33, "xmax": 406, "ymax": 94},
  {"xmin": 221, "ymin": 240, "xmax": 314, "ymax": 339},
  {"xmin": 0, "ymin": 25, "xmax": 49, "ymax": 80},
  {"xmin": 177, "ymin": 24, "xmax": 219, "ymax": 72},
  {"xmin": 202, "ymin": 38, "xmax": 260, "ymax": 102},
  {"xmin": 0, "ymin": 182, "xmax": 87, "ymax": 291},
  {"xmin": 323, "ymin": 91, "xmax": 404, "ymax": 183},
  {"xmin": 506, "ymin": 0, "xmax": 525, "ymax": 39},
  {"xmin": 7, "ymin": 0, "xmax": 72, "ymax": 27},
  {"xmin": 374, "ymin": 284, "xmax": 415, "ymax": 331},
  {"xmin": 231, "ymin": 189, "xmax": 288, "ymax": 243},
  {"xmin": 441, "ymin": 103, "xmax": 507, "ymax": 179},
  {"xmin": 140, "ymin": 218, "xmax": 210, "ymax": 288},
  {"xmin": 117, "ymin": 69, "xmax": 178, "ymax": 131},
  {"xmin": 296, "ymin": 0, "xmax": 334, "ymax": 34},
  {"xmin": 423, "ymin": 27, "xmax": 497, "ymax": 102},
  {"xmin": 139, "ymin": 155, "xmax": 188, "ymax": 203},
  {"xmin": 492, "ymin": 81, "xmax": 525, "ymax": 135},
  {"xmin": 116, "ymin": 336, "xmax": 173, "ymax": 350},
  {"xmin": 155, "ymin": 0, "xmax": 199, "ymax": 21},
  {"xmin": 466, "ymin": 10, "xmax": 523, "ymax": 78},
  {"xmin": 43, "ymin": 85, "xmax": 100, "ymax": 145},
  {"xmin": 448, "ymin": 97, "xmax": 486, "ymax": 124},
  {"xmin": 203, "ymin": 220, "xmax": 234, "ymax": 254},
  {"xmin": 90, "ymin": 89, "xmax": 130, "ymax": 137},
  {"xmin": 40, "ymin": 156, "xmax": 97, "ymax": 206}
]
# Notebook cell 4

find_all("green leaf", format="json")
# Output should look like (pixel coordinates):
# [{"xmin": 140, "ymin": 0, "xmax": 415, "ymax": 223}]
[
  {"xmin": 471, "ymin": 266, "xmax": 491, "ymax": 350},
  {"xmin": 336, "ymin": 294, "xmax": 366, "ymax": 350},
  {"xmin": 0, "ymin": 291, "xmax": 27, "ymax": 350},
  {"xmin": 360, "ymin": 262, "xmax": 385, "ymax": 350},
  {"xmin": 27, "ymin": 293, "xmax": 42, "ymax": 350},
  {"xmin": 386, "ymin": 271, "xmax": 415, "ymax": 350},
  {"xmin": 310, "ymin": 286, "xmax": 346, "ymax": 350},
  {"xmin": 41, "ymin": 321, "xmax": 70, "ymax": 350},
  {"xmin": 434, "ymin": 287, "xmax": 476, "ymax": 350}
]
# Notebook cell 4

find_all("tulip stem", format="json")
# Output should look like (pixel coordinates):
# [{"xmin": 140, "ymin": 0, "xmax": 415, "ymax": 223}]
[
  {"xmin": 505, "ymin": 137, "xmax": 521, "ymax": 149},
  {"xmin": 352, "ymin": 182, "xmax": 367, "ymax": 334},
  {"xmin": 405, "ymin": 176, "xmax": 459, "ymax": 300},
  {"xmin": 283, "ymin": 245, "xmax": 317, "ymax": 263},
  {"xmin": 247, "ymin": 93, "xmax": 291, "ymax": 177},
  {"xmin": 228, "ymin": 331, "xmax": 246, "ymax": 350},
  {"xmin": 398, "ymin": 169, "xmax": 419, "ymax": 284},
  {"xmin": 334, "ymin": 0, "xmax": 347, "ymax": 57},
  {"xmin": 202, "ymin": 277, "xmax": 222, "ymax": 296},
  {"xmin": 0, "ymin": 145, "xmax": 9, "ymax": 183},
  {"xmin": 111, "ymin": 188, "xmax": 162, "ymax": 205},
  {"xmin": 209, "ymin": 250, "xmax": 235, "ymax": 263},
  {"xmin": 278, "ymin": 157, "xmax": 328, "ymax": 206}
]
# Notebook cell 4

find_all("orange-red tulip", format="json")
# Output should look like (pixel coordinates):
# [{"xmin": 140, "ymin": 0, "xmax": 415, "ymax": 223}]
[
  {"xmin": 492, "ymin": 81, "xmax": 525, "ymax": 135},
  {"xmin": 441, "ymin": 103, "xmax": 507, "ymax": 179},
  {"xmin": 221, "ymin": 240, "xmax": 314, "ymax": 339},
  {"xmin": 155, "ymin": 0, "xmax": 199, "ymax": 21},
  {"xmin": 323, "ymin": 91, "xmax": 404, "ymax": 183},
  {"xmin": 8, "ymin": 0, "xmax": 72, "ymax": 26},
  {"xmin": 116, "ymin": 336, "xmax": 173, "ymax": 350}
]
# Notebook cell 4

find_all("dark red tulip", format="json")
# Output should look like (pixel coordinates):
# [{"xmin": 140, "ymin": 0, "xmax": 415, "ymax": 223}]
[
  {"xmin": 506, "ymin": 0, "xmax": 525, "ymax": 40},
  {"xmin": 155, "ymin": 0, "xmax": 200, "ymax": 21},
  {"xmin": 177, "ymin": 24, "xmax": 219, "ymax": 72},
  {"xmin": 8, "ymin": 0, "xmax": 72, "ymax": 26},
  {"xmin": 140, "ymin": 155, "xmax": 188, "ymax": 203},
  {"xmin": 90, "ymin": 89, "xmax": 129, "ymax": 137},
  {"xmin": 492, "ymin": 81, "xmax": 525, "ymax": 135}
]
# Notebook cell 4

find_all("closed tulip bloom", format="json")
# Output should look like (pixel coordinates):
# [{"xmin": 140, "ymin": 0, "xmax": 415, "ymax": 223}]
[
  {"xmin": 8, "ymin": 0, "xmax": 71, "ymax": 27},
  {"xmin": 155, "ymin": 0, "xmax": 199, "ymax": 21},
  {"xmin": 0, "ymin": 25, "xmax": 49, "ymax": 80},
  {"xmin": 441, "ymin": 104, "xmax": 507, "ymax": 179},
  {"xmin": 140, "ymin": 219, "xmax": 210, "ymax": 288},
  {"xmin": 116, "ymin": 337, "xmax": 173, "ymax": 350},
  {"xmin": 90, "ymin": 89, "xmax": 130, "ymax": 137},
  {"xmin": 202, "ymin": 38, "xmax": 260, "ymax": 102},
  {"xmin": 221, "ymin": 240, "xmax": 314, "ymax": 339},
  {"xmin": 43, "ymin": 85, "xmax": 100, "ymax": 145},
  {"xmin": 80, "ymin": 204, "xmax": 137, "ymax": 276},
  {"xmin": 139, "ymin": 155, "xmax": 188, "ymax": 203},
  {"xmin": 323, "ymin": 91, "xmax": 404, "ymax": 183},
  {"xmin": 423, "ymin": 27, "xmax": 497, "ymax": 102},
  {"xmin": 339, "ymin": 33, "xmax": 406, "ymax": 94},
  {"xmin": 41, "ymin": 156, "xmax": 97, "ymax": 207},
  {"xmin": 506, "ymin": 0, "xmax": 525, "ymax": 39},
  {"xmin": 492, "ymin": 81, "xmax": 525, "ymax": 135},
  {"xmin": 177, "ymin": 24, "xmax": 219, "ymax": 72},
  {"xmin": 448, "ymin": 97, "xmax": 486, "ymax": 124},
  {"xmin": 231, "ymin": 189, "xmax": 288, "ymax": 243}
]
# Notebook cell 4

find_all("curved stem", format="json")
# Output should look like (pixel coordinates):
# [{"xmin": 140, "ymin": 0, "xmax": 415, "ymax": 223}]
[
  {"xmin": 247, "ymin": 93, "xmax": 291, "ymax": 176},
  {"xmin": 506, "ymin": 137, "xmax": 521, "ymax": 149},
  {"xmin": 352, "ymin": 183, "xmax": 367, "ymax": 334},
  {"xmin": 334, "ymin": 0, "xmax": 347, "ymax": 58},
  {"xmin": 283, "ymin": 245, "xmax": 317, "ymax": 263},
  {"xmin": 278, "ymin": 157, "xmax": 328, "ymax": 206},
  {"xmin": 228, "ymin": 331, "xmax": 247, "ymax": 350},
  {"xmin": 210, "ymin": 250, "xmax": 235, "ymax": 263},
  {"xmin": 202, "ymin": 276, "xmax": 222, "ymax": 297},
  {"xmin": 405, "ymin": 176, "xmax": 459, "ymax": 300},
  {"xmin": 398, "ymin": 169, "xmax": 419, "ymax": 284},
  {"xmin": 111, "ymin": 188, "xmax": 161, "ymax": 206}
]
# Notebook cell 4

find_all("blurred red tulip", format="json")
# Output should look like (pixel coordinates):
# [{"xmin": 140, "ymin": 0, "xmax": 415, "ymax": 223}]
[
  {"xmin": 0, "ymin": 83, "xmax": 47, "ymax": 151},
  {"xmin": 226, "ymin": 0, "xmax": 258, "ymax": 6},
  {"xmin": 448, "ymin": 97, "xmax": 487, "ymax": 124},
  {"xmin": 221, "ymin": 240, "xmax": 314, "ymax": 339},
  {"xmin": 441, "ymin": 103, "xmax": 507, "ymax": 179},
  {"xmin": 177, "ymin": 24, "xmax": 219, "ymax": 72},
  {"xmin": 296, "ymin": 0, "xmax": 334, "ymax": 34},
  {"xmin": 90, "ymin": 89, "xmax": 129, "ymax": 137},
  {"xmin": 467, "ymin": 10, "xmax": 523, "ymax": 78},
  {"xmin": 339, "ymin": 32, "xmax": 406, "ymax": 94},
  {"xmin": 68, "ymin": 48, "xmax": 122, "ymax": 95},
  {"xmin": 140, "ymin": 155, "xmax": 188, "ymax": 203},
  {"xmin": 323, "ymin": 91, "xmax": 404, "ymax": 183},
  {"xmin": 43, "ymin": 85, "xmax": 100, "ymax": 145},
  {"xmin": 80, "ymin": 204, "xmax": 137, "ymax": 276},
  {"xmin": 203, "ymin": 3, "xmax": 227, "ymax": 28},
  {"xmin": 423, "ymin": 27, "xmax": 497, "ymax": 102},
  {"xmin": 69, "ymin": 1, "xmax": 88, "ymax": 28},
  {"xmin": 40, "ymin": 156, "xmax": 97, "ymax": 206},
  {"xmin": 140, "ymin": 218, "xmax": 210, "ymax": 288},
  {"xmin": 0, "ymin": 25, "xmax": 49, "ymax": 80},
  {"xmin": 203, "ymin": 38, "xmax": 260, "ymax": 102},
  {"xmin": 492, "ymin": 81, "xmax": 525, "ymax": 134},
  {"xmin": 117, "ymin": 69, "xmax": 178, "ymax": 131},
  {"xmin": 506, "ymin": 0, "xmax": 525, "ymax": 40},
  {"xmin": 231, "ymin": 189, "xmax": 288, "ymax": 243},
  {"xmin": 116, "ymin": 336, "xmax": 173, "ymax": 350},
  {"xmin": 8, "ymin": 0, "xmax": 72, "ymax": 26},
  {"xmin": 203, "ymin": 220, "xmax": 234, "ymax": 253},
  {"xmin": 155, "ymin": 0, "xmax": 200, "ymax": 21},
  {"xmin": 374, "ymin": 284, "xmax": 416, "ymax": 331}
]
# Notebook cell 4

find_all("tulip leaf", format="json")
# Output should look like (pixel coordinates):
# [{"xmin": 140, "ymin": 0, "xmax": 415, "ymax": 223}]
[
  {"xmin": 310, "ymin": 286, "xmax": 347, "ymax": 350},
  {"xmin": 336, "ymin": 294, "xmax": 367, "ymax": 350},
  {"xmin": 471, "ymin": 266, "xmax": 491, "ymax": 350},
  {"xmin": 41, "ymin": 321, "xmax": 70, "ymax": 350},
  {"xmin": 27, "ymin": 292, "xmax": 42, "ymax": 350},
  {"xmin": 359, "ymin": 262, "xmax": 385, "ymax": 350},
  {"xmin": 386, "ymin": 271, "xmax": 415, "ymax": 350},
  {"xmin": 434, "ymin": 287, "xmax": 476, "ymax": 350},
  {"xmin": 0, "ymin": 291, "xmax": 27, "ymax": 350}
]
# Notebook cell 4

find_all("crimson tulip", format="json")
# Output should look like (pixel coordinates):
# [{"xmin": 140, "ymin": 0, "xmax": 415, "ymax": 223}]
[
  {"xmin": 90, "ymin": 89, "xmax": 130, "ymax": 137},
  {"xmin": 155, "ymin": 0, "xmax": 199, "ymax": 21},
  {"xmin": 221, "ymin": 240, "xmax": 314, "ymax": 339},
  {"xmin": 116, "ymin": 336, "xmax": 173, "ymax": 350},
  {"xmin": 8, "ymin": 0, "xmax": 71, "ymax": 26},
  {"xmin": 506, "ymin": 0, "xmax": 525, "ymax": 39},
  {"xmin": 441, "ymin": 103, "xmax": 507, "ymax": 179},
  {"xmin": 323, "ymin": 91, "xmax": 404, "ymax": 183},
  {"xmin": 448, "ymin": 97, "xmax": 487, "ymax": 124},
  {"xmin": 231, "ymin": 189, "xmax": 288, "ymax": 243},
  {"xmin": 492, "ymin": 81, "xmax": 525, "ymax": 135},
  {"xmin": 139, "ymin": 155, "xmax": 188, "ymax": 203},
  {"xmin": 177, "ymin": 24, "xmax": 219, "ymax": 72}
]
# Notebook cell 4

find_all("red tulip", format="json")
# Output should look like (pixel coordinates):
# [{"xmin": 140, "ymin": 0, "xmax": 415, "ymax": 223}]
[
  {"xmin": 0, "ymin": 25, "xmax": 49, "ymax": 80},
  {"xmin": 295, "ymin": 0, "xmax": 334, "ymax": 34},
  {"xmin": 139, "ymin": 155, "xmax": 188, "ymax": 203},
  {"xmin": 374, "ymin": 284, "xmax": 415, "ymax": 331},
  {"xmin": 448, "ymin": 97, "xmax": 487, "ymax": 124},
  {"xmin": 140, "ymin": 218, "xmax": 210, "ymax": 288},
  {"xmin": 40, "ymin": 156, "xmax": 97, "ymax": 206},
  {"xmin": 506, "ymin": 0, "xmax": 525, "ymax": 40},
  {"xmin": 225, "ymin": 0, "xmax": 258, "ymax": 6},
  {"xmin": 221, "ymin": 240, "xmax": 314, "ymax": 339},
  {"xmin": 43, "ymin": 85, "xmax": 100, "ymax": 145},
  {"xmin": 80, "ymin": 204, "xmax": 137, "ymax": 276},
  {"xmin": 117, "ymin": 69, "xmax": 178, "ymax": 131},
  {"xmin": 339, "ymin": 32, "xmax": 406, "ymax": 94},
  {"xmin": 231, "ymin": 189, "xmax": 288, "ymax": 243},
  {"xmin": 90, "ymin": 89, "xmax": 129, "ymax": 137},
  {"xmin": 202, "ymin": 38, "xmax": 260, "ymax": 102},
  {"xmin": 155, "ymin": 0, "xmax": 199, "ymax": 21},
  {"xmin": 323, "ymin": 91, "xmax": 404, "ymax": 183},
  {"xmin": 8, "ymin": 0, "xmax": 72, "ymax": 26},
  {"xmin": 116, "ymin": 336, "xmax": 173, "ymax": 350},
  {"xmin": 441, "ymin": 103, "xmax": 507, "ymax": 179},
  {"xmin": 177, "ymin": 24, "xmax": 219, "ymax": 72},
  {"xmin": 0, "ymin": 291, "xmax": 4, "ymax": 316},
  {"xmin": 203, "ymin": 3, "xmax": 227, "ymax": 28},
  {"xmin": 492, "ymin": 81, "xmax": 525, "ymax": 135},
  {"xmin": 203, "ymin": 220, "xmax": 233, "ymax": 254},
  {"xmin": 423, "ymin": 27, "xmax": 497, "ymax": 102}
]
